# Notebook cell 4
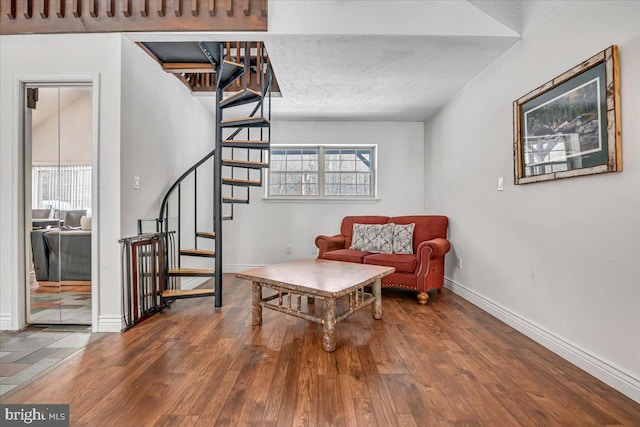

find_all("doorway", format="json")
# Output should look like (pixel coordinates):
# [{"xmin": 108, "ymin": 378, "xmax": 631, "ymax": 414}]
[{"xmin": 24, "ymin": 84, "xmax": 94, "ymax": 325}]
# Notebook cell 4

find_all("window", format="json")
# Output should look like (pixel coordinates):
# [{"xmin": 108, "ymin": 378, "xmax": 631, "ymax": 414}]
[
  {"xmin": 32, "ymin": 164, "xmax": 92, "ymax": 210},
  {"xmin": 268, "ymin": 145, "xmax": 376, "ymax": 199}
]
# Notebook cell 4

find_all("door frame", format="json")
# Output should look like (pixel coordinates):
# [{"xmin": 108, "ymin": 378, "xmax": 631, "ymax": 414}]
[{"xmin": 13, "ymin": 74, "xmax": 101, "ymax": 331}]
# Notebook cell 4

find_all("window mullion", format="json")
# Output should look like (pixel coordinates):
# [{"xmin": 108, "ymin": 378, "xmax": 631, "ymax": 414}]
[
  {"xmin": 267, "ymin": 145, "xmax": 375, "ymax": 200},
  {"xmin": 318, "ymin": 146, "xmax": 324, "ymax": 197}
]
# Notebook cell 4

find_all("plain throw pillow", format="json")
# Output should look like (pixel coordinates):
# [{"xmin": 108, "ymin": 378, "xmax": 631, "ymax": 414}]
[
  {"xmin": 80, "ymin": 216, "xmax": 92, "ymax": 231},
  {"xmin": 64, "ymin": 210, "xmax": 87, "ymax": 228},
  {"xmin": 350, "ymin": 223, "xmax": 393, "ymax": 254},
  {"xmin": 391, "ymin": 223, "xmax": 415, "ymax": 254}
]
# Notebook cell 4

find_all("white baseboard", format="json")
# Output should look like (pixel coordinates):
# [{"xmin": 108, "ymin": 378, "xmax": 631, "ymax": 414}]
[
  {"xmin": 444, "ymin": 277, "xmax": 640, "ymax": 403},
  {"xmin": 97, "ymin": 315, "xmax": 123, "ymax": 333},
  {"xmin": 223, "ymin": 264, "xmax": 266, "ymax": 273},
  {"xmin": 0, "ymin": 313, "xmax": 12, "ymax": 330},
  {"xmin": 180, "ymin": 277, "xmax": 210, "ymax": 290}
]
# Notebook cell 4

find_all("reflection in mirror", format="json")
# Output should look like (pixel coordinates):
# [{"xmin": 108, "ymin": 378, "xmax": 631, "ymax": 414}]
[{"xmin": 27, "ymin": 85, "xmax": 93, "ymax": 325}]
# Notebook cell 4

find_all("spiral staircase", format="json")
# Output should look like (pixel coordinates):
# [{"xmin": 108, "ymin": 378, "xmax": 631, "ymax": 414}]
[{"xmin": 141, "ymin": 41, "xmax": 274, "ymax": 308}]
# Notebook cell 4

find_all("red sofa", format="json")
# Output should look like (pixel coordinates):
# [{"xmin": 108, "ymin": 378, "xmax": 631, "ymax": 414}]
[{"xmin": 315, "ymin": 215, "xmax": 450, "ymax": 304}]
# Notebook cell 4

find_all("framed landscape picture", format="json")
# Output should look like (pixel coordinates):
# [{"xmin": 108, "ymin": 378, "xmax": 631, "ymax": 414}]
[{"xmin": 513, "ymin": 46, "xmax": 621, "ymax": 184}]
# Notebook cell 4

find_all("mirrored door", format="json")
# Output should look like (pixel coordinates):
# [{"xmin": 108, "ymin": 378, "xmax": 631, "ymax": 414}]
[{"xmin": 25, "ymin": 84, "xmax": 93, "ymax": 325}]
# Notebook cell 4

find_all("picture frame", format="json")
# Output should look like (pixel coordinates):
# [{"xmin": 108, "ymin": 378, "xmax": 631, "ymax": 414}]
[{"xmin": 513, "ymin": 46, "xmax": 621, "ymax": 184}]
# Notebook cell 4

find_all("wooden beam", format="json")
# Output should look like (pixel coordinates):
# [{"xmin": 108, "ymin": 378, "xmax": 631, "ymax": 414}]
[
  {"xmin": 55, "ymin": 0, "xmax": 64, "ymax": 17},
  {"xmin": 162, "ymin": 62, "xmax": 214, "ymax": 73},
  {"xmin": 257, "ymin": 41, "xmax": 262, "ymax": 85},
  {"xmin": 40, "ymin": 0, "xmax": 49, "ymax": 18},
  {"xmin": 1, "ymin": 0, "xmax": 268, "ymax": 34},
  {"xmin": 122, "ymin": 0, "xmax": 132, "ymax": 17},
  {"xmin": 106, "ymin": 0, "xmax": 115, "ymax": 17},
  {"xmin": 22, "ymin": 0, "xmax": 32, "ymax": 18},
  {"xmin": 89, "ymin": 0, "xmax": 97, "ymax": 17},
  {"xmin": 72, "ymin": 0, "xmax": 81, "ymax": 17},
  {"xmin": 140, "ymin": 0, "xmax": 149, "ymax": 16},
  {"xmin": 6, "ymin": 0, "xmax": 16, "ymax": 19}
]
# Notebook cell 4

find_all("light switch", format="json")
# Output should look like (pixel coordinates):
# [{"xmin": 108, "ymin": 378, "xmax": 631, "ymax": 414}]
[
  {"xmin": 497, "ymin": 177, "xmax": 504, "ymax": 191},
  {"xmin": 134, "ymin": 175, "xmax": 140, "ymax": 190}
]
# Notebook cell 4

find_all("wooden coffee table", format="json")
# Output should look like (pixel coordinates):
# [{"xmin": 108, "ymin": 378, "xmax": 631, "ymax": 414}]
[{"xmin": 235, "ymin": 259, "xmax": 395, "ymax": 352}]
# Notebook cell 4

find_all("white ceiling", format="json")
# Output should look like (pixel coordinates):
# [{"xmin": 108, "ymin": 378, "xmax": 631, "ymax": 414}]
[
  {"xmin": 31, "ymin": 86, "xmax": 91, "ymax": 128},
  {"xmin": 129, "ymin": 0, "xmax": 565, "ymax": 122}
]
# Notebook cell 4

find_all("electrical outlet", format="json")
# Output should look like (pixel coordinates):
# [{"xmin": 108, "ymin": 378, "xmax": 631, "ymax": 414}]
[
  {"xmin": 286, "ymin": 245, "xmax": 293, "ymax": 255},
  {"xmin": 457, "ymin": 257, "xmax": 463, "ymax": 269},
  {"xmin": 497, "ymin": 177, "xmax": 504, "ymax": 191},
  {"xmin": 133, "ymin": 175, "xmax": 140, "ymax": 190}
]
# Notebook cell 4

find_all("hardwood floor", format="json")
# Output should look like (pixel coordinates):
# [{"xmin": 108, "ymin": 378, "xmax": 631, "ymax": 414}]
[
  {"xmin": 32, "ymin": 281, "xmax": 91, "ymax": 294},
  {"xmin": 3, "ymin": 275, "xmax": 639, "ymax": 426}
]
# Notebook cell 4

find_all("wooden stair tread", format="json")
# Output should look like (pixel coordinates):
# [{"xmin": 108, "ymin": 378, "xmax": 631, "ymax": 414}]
[
  {"xmin": 222, "ymin": 59, "xmax": 243, "ymax": 68},
  {"xmin": 162, "ymin": 289, "xmax": 215, "ymax": 298},
  {"xmin": 222, "ymin": 178, "xmax": 262, "ymax": 186},
  {"xmin": 221, "ymin": 116, "xmax": 264, "ymax": 123},
  {"xmin": 222, "ymin": 139, "xmax": 270, "ymax": 149},
  {"xmin": 180, "ymin": 249, "xmax": 215, "ymax": 257},
  {"xmin": 167, "ymin": 268, "xmax": 215, "ymax": 276},
  {"xmin": 223, "ymin": 197, "xmax": 249, "ymax": 204},
  {"xmin": 220, "ymin": 116, "xmax": 270, "ymax": 128},
  {"xmin": 222, "ymin": 159, "xmax": 269, "ymax": 168},
  {"xmin": 196, "ymin": 231, "xmax": 215, "ymax": 238},
  {"xmin": 220, "ymin": 88, "xmax": 262, "ymax": 108}
]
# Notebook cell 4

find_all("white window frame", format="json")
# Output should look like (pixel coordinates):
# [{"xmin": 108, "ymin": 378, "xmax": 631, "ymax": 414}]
[{"xmin": 266, "ymin": 144, "xmax": 377, "ymax": 201}]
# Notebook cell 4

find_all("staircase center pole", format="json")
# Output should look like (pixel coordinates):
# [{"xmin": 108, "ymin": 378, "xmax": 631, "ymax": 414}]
[{"xmin": 214, "ymin": 57, "xmax": 224, "ymax": 308}]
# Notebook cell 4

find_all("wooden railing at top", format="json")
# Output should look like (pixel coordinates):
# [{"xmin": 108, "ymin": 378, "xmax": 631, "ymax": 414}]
[
  {"xmin": 143, "ymin": 40, "xmax": 280, "ymax": 93},
  {"xmin": 1, "ymin": 0, "xmax": 268, "ymax": 35}
]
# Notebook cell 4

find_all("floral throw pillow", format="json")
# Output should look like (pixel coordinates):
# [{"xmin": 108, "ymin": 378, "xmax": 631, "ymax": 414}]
[
  {"xmin": 391, "ymin": 223, "xmax": 415, "ymax": 254},
  {"xmin": 350, "ymin": 223, "xmax": 394, "ymax": 254}
]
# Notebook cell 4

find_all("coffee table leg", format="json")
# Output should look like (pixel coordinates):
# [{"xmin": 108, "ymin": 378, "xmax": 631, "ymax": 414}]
[
  {"xmin": 373, "ymin": 278, "xmax": 382, "ymax": 320},
  {"xmin": 322, "ymin": 298, "xmax": 337, "ymax": 352},
  {"xmin": 252, "ymin": 281, "xmax": 262, "ymax": 326}
]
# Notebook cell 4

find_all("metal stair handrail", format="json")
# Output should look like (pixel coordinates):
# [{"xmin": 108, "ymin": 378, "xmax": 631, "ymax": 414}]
[{"xmin": 158, "ymin": 148, "xmax": 215, "ymax": 224}]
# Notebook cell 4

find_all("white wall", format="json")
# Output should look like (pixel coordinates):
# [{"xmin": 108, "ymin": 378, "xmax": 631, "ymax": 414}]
[
  {"xmin": 222, "ymin": 120, "xmax": 425, "ymax": 269},
  {"xmin": 120, "ymin": 37, "xmax": 215, "ymax": 239},
  {"xmin": 32, "ymin": 92, "xmax": 93, "ymax": 165},
  {"xmin": 423, "ymin": 1, "xmax": 640, "ymax": 401},
  {"xmin": 0, "ymin": 33, "xmax": 122, "ymax": 332}
]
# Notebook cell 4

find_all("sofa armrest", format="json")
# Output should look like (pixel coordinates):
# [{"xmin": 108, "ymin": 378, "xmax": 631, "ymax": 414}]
[
  {"xmin": 417, "ymin": 238, "xmax": 451, "ymax": 260},
  {"xmin": 315, "ymin": 234, "xmax": 346, "ymax": 258},
  {"xmin": 415, "ymin": 238, "xmax": 451, "ymax": 292}
]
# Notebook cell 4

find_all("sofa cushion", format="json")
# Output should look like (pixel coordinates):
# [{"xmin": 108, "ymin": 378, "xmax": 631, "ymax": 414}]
[
  {"xmin": 391, "ymin": 223, "xmax": 414, "ymax": 254},
  {"xmin": 323, "ymin": 249, "xmax": 371, "ymax": 263},
  {"xmin": 32, "ymin": 208, "xmax": 53, "ymax": 219},
  {"xmin": 63, "ymin": 210, "xmax": 87, "ymax": 228},
  {"xmin": 43, "ymin": 230, "xmax": 91, "ymax": 281},
  {"xmin": 340, "ymin": 216, "xmax": 389, "ymax": 248},
  {"xmin": 363, "ymin": 253, "xmax": 417, "ymax": 273},
  {"xmin": 388, "ymin": 215, "xmax": 448, "ymax": 253},
  {"xmin": 350, "ymin": 223, "xmax": 393, "ymax": 254}
]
